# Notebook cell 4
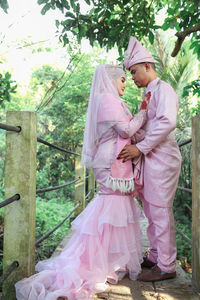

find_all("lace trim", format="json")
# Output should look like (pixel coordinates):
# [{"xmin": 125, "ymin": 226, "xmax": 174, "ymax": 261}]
[{"xmin": 106, "ymin": 176, "xmax": 135, "ymax": 193}]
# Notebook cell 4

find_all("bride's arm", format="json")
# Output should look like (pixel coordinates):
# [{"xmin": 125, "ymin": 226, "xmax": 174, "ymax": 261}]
[{"xmin": 113, "ymin": 110, "xmax": 147, "ymax": 138}]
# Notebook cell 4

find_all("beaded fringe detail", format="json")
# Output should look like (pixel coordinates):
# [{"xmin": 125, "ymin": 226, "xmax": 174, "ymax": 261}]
[{"xmin": 106, "ymin": 176, "xmax": 135, "ymax": 193}]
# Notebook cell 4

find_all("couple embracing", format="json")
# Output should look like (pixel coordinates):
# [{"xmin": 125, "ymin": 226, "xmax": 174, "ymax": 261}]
[{"xmin": 15, "ymin": 36, "xmax": 182, "ymax": 300}]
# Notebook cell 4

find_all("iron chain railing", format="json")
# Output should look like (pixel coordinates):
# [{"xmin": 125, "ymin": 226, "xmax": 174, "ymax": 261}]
[
  {"xmin": 0, "ymin": 194, "xmax": 20, "ymax": 209},
  {"xmin": 37, "ymin": 137, "xmax": 80, "ymax": 156},
  {"xmin": 0, "ymin": 123, "xmax": 21, "ymax": 133},
  {"xmin": 178, "ymin": 138, "xmax": 192, "ymax": 148},
  {"xmin": 36, "ymin": 178, "xmax": 81, "ymax": 194},
  {"xmin": 175, "ymin": 226, "xmax": 192, "ymax": 245},
  {"xmin": 177, "ymin": 186, "xmax": 192, "ymax": 193}
]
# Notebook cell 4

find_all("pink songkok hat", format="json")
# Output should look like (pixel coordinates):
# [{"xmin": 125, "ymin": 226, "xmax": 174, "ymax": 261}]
[{"xmin": 124, "ymin": 36, "xmax": 155, "ymax": 70}]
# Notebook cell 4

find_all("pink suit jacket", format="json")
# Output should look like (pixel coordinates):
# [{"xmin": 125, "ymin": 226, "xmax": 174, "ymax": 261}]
[{"xmin": 136, "ymin": 78, "xmax": 182, "ymax": 208}]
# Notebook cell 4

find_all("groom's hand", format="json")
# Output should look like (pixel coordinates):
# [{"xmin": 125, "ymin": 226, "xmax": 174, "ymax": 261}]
[{"xmin": 117, "ymin": 145, "xmax": 141, "ymax": 162}]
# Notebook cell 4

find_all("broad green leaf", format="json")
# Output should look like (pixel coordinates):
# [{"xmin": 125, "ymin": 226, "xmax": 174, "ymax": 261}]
[
  {"xmin": 76, "ymin": 3, "xmax": 80, "ymax": 13},
  {"xmin": 190, "ymin": 41, "xmax": 199, "ymax": 49},
  {"xmin": 55, "ymin": 20, "xmax": 60, "ymax": 28},
  {"xmin": 167, "ymin": 7, "xmax": 175, "ymax": 15},
  {"xmin": 56, "ymin": 1, "xmax": 64, "ymax": 12},
  {"xmin": 149, "ymin": 31, "xmax": 154, "ymax": 44},
  {"xmin": 175, "ymin": 22, "xmax": 181, "ymax": 32},
  {"xmin": 70, "ymin": 0, "xmax": 76, "ymax": 10},
  {"xmin": 62, "ymin": 19, "xmax": 75, "ymax": 27},
  {"xmin": 41, "ymin": 3, "xmax": 51, "ymax": 15},
  {"xmin": 162, "ymin": 22, "xmax": 170, "ymax": 31},
  {"xmin": 5, "ymin": 72, "xmax": 11, "ymax": 80},
  {"xmin": 61, "ymin": 0, "xmax": 70, "ymax": 9},
  {"xmin": 65, "ymin": 12, "xmax": 75, "ymax": 18},
  {"xmin": 37, "ymin": 0, "xmax": 47, "ymax": 4},
  {"xmin": 0, "ymin": 0, "xmax": 8, "ymax": 13}
]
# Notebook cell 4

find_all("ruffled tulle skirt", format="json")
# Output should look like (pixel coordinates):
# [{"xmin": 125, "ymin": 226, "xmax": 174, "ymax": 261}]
[{"xmin": 15, "ymin": 194, "xmax": 143, "ymax": 300}]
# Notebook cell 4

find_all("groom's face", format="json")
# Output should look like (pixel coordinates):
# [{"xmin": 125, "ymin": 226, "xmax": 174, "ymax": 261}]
[{"xmin": 129, "ymin": 63, "xmax": 149, "ymax": 88}]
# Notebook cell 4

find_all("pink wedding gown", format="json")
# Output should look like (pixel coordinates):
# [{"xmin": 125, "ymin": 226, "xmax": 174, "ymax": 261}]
[{"xmin": 15, "ymin": 164, "xmax": 143, "ymax": 300}]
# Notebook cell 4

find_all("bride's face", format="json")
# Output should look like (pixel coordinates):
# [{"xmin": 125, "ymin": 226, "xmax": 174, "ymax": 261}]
[{"xmin": 116, "ymin": 73, "xmax": 126, "ymax": 96}]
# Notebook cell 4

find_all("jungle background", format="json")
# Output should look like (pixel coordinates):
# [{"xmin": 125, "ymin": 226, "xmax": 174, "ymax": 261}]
[{"xmin": 0, "ymin": 0, "xmax": 200, "ymax": 279}]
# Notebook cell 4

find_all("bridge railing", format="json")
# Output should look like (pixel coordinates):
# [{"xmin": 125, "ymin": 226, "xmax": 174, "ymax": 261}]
[
  {"xmin": 0, "ymin": 111, "xmax": 95, "ymax": 299},
  {"xmin": 1, "ymin": 112, "xmax": 37, "ymax": 300},
  {"xmin": 175, "ymin": 115, "xmax": 200, "ymax": 292}
]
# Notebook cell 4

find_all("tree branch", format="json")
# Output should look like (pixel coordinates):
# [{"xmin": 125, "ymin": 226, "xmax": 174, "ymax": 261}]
[{"xmin": 171, "ymin": 22, "xmax": 200, "ymax": 57}]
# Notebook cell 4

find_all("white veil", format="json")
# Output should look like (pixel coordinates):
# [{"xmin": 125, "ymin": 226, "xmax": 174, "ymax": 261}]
[{"xmin": 81, "ymin": 64, "xmax": 125, "ymax": 168}]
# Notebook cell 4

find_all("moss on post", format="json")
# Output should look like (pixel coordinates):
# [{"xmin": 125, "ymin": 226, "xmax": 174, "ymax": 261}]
[
  {"xmin": 88, "ymin": 169, "xmax": 95, "ymax": 200},
  {"xmin": 2, "ymin": 111, "xmax": 37, "ymax": 300},
  {"xmin": 74, "ymin": 148, "xmax": 85, "ymax": 217},
  {"xmin": 192, "ymin": 114, "xmax": 200, "ymax": 292}
]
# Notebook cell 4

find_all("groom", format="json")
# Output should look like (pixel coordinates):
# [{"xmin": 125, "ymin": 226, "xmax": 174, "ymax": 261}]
[{"xmin": 118, "ymin": 36, "xmax": 182, "ymax": 281}]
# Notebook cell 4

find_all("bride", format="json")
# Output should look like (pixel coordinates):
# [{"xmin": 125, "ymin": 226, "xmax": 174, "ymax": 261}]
[{"xmin": 15, "ymin": 64, "xmax": 149, "ymax": 300}]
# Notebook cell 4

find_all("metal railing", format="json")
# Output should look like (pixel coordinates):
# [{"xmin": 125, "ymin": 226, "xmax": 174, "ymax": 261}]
[
  {"xmin": 0, "ymin": 123, "xmax": 21, "ymax": 133},
  {"xmin": 36, "ymin": 178, "xmax": 80, "ymax": 194},
  {"xmin": 0, "ymin": 121, "xmax": 84, "ymax": 289},
  {"xmin": 0, "ymin": 194, "xmax": 20, "ymax": 209},
  {"xmin": 0, "ymin": 123, "xmax": 21, "ymax": 287},
  {"xmin": 37, "ymin": 137, "xmax": 80, "ymax": 156}
]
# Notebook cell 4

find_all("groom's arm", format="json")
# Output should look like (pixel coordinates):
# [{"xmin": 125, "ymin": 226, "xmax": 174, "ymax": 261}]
[{"xmin": 118, "ymin": 82, "xmax": 178, "ymax": 161}]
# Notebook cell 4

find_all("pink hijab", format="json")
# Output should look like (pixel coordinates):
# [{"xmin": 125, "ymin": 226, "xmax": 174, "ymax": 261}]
[{"xmin": 81, "ymin": 64, "xmax": 125, "ymax": 168}]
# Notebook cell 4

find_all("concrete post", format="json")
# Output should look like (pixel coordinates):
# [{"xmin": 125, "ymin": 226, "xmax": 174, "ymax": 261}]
[
  {"xmin": 192, "ymin": 114, "xmax": 200, "ymax": 292},
  {"xmin": 3, "ymin": 111, "xmax": 37, "ymax": 299},
  {"xmin": 74, "ymin": 148, "xmax": 85, "ymax": 217},
  {"xmin": 88, "ymin": 168, "xmax": 95, "ymax": 200}
]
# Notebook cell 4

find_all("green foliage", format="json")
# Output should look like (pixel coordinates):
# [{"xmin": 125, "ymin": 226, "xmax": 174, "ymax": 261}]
[
  {"xmin": 0, "ymin": 71, "xmax": 17, "ymax": 108},
  {"xmin": 182, "ymin": 80, "xmax": 200, "ymax": 116},
  {"xmin": 37, "ymin": 0, "xmax": 200, "ymax": 61},
  {"xmin": 36, "ymin": 197, "xmax": 74, "ymax": 260},
  {"xmin": 161, "ymin": 1, "xmax": 200, "ymax": 59},
  {"xmin": 149, "ymin": 33, "xmax": 198, "ymax": 131},
  {"xmin": 183, "ymin": 80, "xmax": 200, "ymax": 98},
  {"xmin": 162, "ymin": 0, "xmax": 199, "ymax": 31},
  {"xmin": 176, "ymin": 223, "xmax": 192, "ymax": 268},
  {"xmin": 174, "ymin": 141, "xmax": 192, "ymax": 267},
  {"xmin": 122, "ymin": 72, "xmax": 142, "ymax": 115},
  {"xmin": 39, "ymin": 0, "xmax": 159, "ymax": 54},
  {"xmin": 191, "ymin": 101, "xmax": 200, "ymax": 116}
]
